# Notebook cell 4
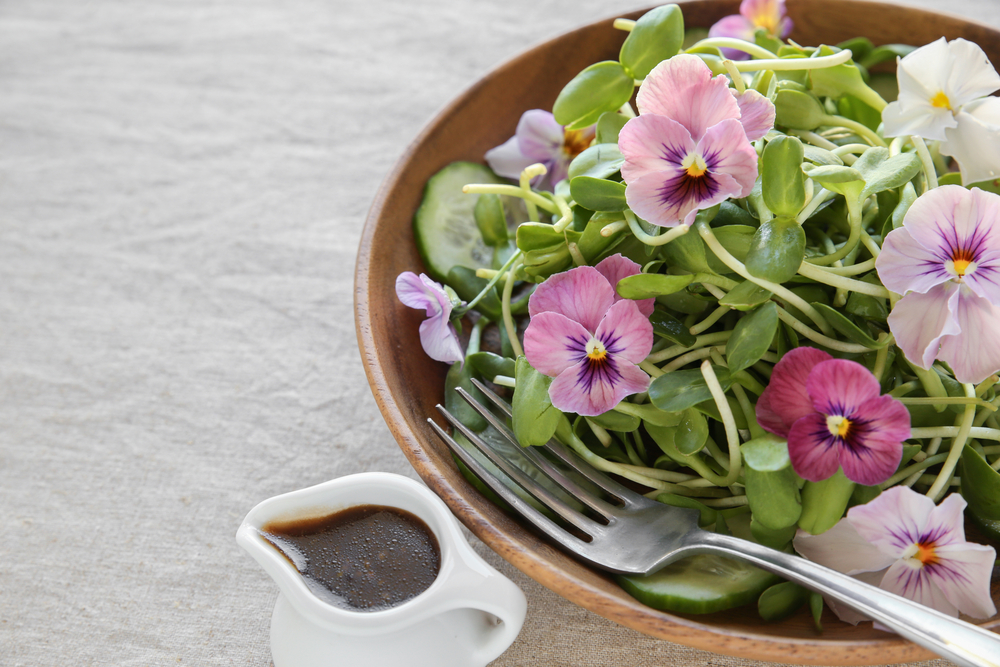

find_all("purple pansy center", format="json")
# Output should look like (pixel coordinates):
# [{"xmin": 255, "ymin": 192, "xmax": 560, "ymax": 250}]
[{"xmin": 564, "ymin": 330, "xmax": 626, "ymax": 394}]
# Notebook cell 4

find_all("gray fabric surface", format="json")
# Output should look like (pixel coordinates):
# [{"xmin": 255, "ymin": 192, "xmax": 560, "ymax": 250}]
[{"xmin": 2, "ymin": 0, "xmax": 999, "ymax": 665}]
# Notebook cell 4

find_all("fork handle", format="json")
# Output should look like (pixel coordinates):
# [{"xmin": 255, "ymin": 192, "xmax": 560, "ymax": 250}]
[{"xmin": 691, "ymin": 531, "xmax": 1000, "ymax": 667}]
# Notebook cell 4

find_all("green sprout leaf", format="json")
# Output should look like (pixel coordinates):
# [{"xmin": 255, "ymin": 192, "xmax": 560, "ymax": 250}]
[
  {"xmin": 619, "ymin": 4, "xmax": 684, "ymax": 80},
  {"xmin": 553, "ymin": 61, "xmax": 635, "ymax": 130}
]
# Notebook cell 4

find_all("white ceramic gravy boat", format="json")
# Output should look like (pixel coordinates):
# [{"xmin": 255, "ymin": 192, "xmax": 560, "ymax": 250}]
[{"xmin": 237, "ymin": 472, "xmax": 527, "ymax": 667}]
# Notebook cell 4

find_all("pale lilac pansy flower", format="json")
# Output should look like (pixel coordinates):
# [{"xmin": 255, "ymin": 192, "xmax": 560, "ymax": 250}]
[
  {"xmin": 485, "ymin": 109, "xmax": 595, "ymax": 191},
  {"xmin": 877, "ymin": 185, "xmax": 1000, "ymax": 384},
  {"xmin": 708, "ymin": 0, "xmax": 793, "ymax": 60},
  {"xmin": 882, "ymin": 37, "xmax": 1000, "ymax": 185},
  {"xmin": 756, "ymin": 347, "xmax": 910, "ymax": 486},
  {"xmin": 618, "ymin": 55, "xmax": 771, "ymax": 227},
  {"xmin": 794, "ymin": 487, "xmax": 997, "ymax": 625},
  {"xmin": 395, "ymin": 271, "xmax": 464, "ymax": 365},
  {"xmin": 523, "ymin": 254, "xmax": 654, "ymax": 416}
]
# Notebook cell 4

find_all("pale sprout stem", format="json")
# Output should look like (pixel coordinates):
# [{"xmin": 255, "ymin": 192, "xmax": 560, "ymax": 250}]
[
  {"xmin": 501, "ymin": 258, "xmax": 524, "ymax": 358},
  {"xmin": 911, "ymin": 135, "xmax": 939, "ymax": 190},
  {"xmin": 732, "ymin": 48, "xmax": 853, "ymax": 72},
  {"xmin": 690, "ymin": 305, "xmax": 729, "ymax": 335},
  {"xmin": 694, "ymin": 273, "xmax": 740, "ymax": 290},
  {"xmin": 897, "ymin": 396, "xmax": 997, "ymax": 412},
  {"xmin": 822, "ymin": 114, "xmax": 886, "ymax": 147},
  {"xmin": 775, "ymin": 306, "xmax": 874, "ymax": 354},
  {"xmin": 701, "ymin": 360, "xmax": 742, "ymax": 486},
  {"xmin": 722, "ymin": 59, "xmax": 746, "ymax": 94},
  {"xmin": 832, "ymin": 143, "xmax": 872, "ymax": 158},
  {"xmin": 618, "ymin": 101, "xmax": 637, "ymax": 118},
  {"xmin": 662, "ymin": 347, "xmax": 717, "ymax": 373},
  {"xmin": 492, "ymin": 375, "xmax": 516, "ymax": 388},
  {"xmin": 797, "ymin": 261, "xmax": 891, "ymax": 298},
  {"xmin": 638, "ymin": 359, "xmax": 665, "ymax": 378},
  {"xmin": 618, "ymin": 464, "xmax": 698, "ymax": 483},
  {"xmin": 519, "ymin": 163, "xmax": 547, "ymax": 221},
  {"xmin": 700, "ymin": 496, "xmax": 749, "ymax": 508},
  {"xmin": 796, "ymin": 186, "xmax": 833, "ymax": 223},
  {"xmin": 790, "ymin": 129, "xmax": 840, "ymax": 151},
  {"xmin": 600, "ymin": 220, "xmax": 628, "ymax": 237},
  {"xmin": 688, "ymin": 37, "xmax": 778, "ymax": 60},
  {"xmin": 926, "ymin": 384, "xmax": 977, "ymax": 502},
  {"xmin": 613, "ymin": 18, "xmax": 635, "ymax": 31},
  {"xmin": 646, "ymin": 331, "xmax": 733, "ymax": 364},
  {"xmin": 697, "ymin": 221, "xmax": 835, "ymax": 335},
  {"xmin": 813, "ymin": 258, "xmax": 876, "ymax": 276},
  {"xmin": 551, "ymin": 197, "xmax": 576, "ymax": 232},
  {"xmin": 872, "ymin": 337, "xmax": 891, "ymax": 382},
  {"xmin": 625, "ymin": 210, "xmax": 691, "ymax": 245},
  {"xmin": 884, "ymin": 452, "xmax": 950, "ymax": 489},
  {"xmin": 585, "ymin": 417, "xmax": 612, "ymax": 447},
  {"xmin": 567, "ymin": 241, "xmax": 586, "ymax": 267},
  {"xmin": 805, "ymin": 194, "xmax": 863, "ymax": 266},
  {"xmin": 462, "ymin": 183, "xmax": 557, "ymax": 213},
  {"xmin": 701, "ymin": 282, "xmax": 728, "ymax": 300},
  {"xmin": 860, "ymin": 231, "xmax": 881, "ymax": 258}
]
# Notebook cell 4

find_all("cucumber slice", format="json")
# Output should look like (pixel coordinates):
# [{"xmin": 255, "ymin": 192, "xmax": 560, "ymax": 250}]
[
  {"xmin": 616, "ymin": 514, "xmax": 782, "ymax": 614},
  {"xmin": 413, "ymin": 162, "xmax": 506, "ymax": 283},
  {"xmin": 617, "ymin": 553, "xmax": 781, "ymax": 615}
]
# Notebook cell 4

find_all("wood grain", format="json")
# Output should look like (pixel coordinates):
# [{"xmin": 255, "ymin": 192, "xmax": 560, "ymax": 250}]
[{"xmin": 354, "ymin": 1, "xmax": 1000, "ymax": 663}]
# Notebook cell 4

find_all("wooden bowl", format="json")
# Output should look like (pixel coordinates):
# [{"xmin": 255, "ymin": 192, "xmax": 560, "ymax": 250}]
[{"xmin": 355, "ymin": 1, "xmax": 1000, "ymax": 663}]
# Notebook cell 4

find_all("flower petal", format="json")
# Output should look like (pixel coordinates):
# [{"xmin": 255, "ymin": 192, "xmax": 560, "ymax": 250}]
[
  {"xmin": 595, "ymin": 254, "xmax": 655, "ymax": 316},
  {"xmin": 793, "ymin": 521, "xmax": 896, "ymax": 575},
  {"xmin": 937, "ymin": 284, "xmax": 1000, "ymax": 383},
  {"xmin": 619, "ymin": 114, "xmax": 694, "ymax": 184},
  {"xmin": 417, "ymin": 316, "xmax": 464, "ymax": 365},
  {"xmin": 941, "ymin": 97, "xmax": 1000, "ymax": 186},
  {"xmin": 548, "ymin": 356, "xmax": 649, "ymax": 416},
  {"xmin": 636, "ymin": 54, "xmax": 742, "ymax": 140},
  {"xmin": 698, "ymin": 118, "xmax": 759, "ymax": 198},
  {"xmin": 523, "ymin": 311, "xmax": 590, "ymax": 377},
  {"xmin": 943, "ymin": 38, "xmax": 1000, "ymax": 107},
  {"xmin": 754, "ymin": 385, "xmax": 789, "ymax": 437},
  {"xmin": 595, "ymin": 299, "xmax": 654, "ymax": 365},
  {"xmin": 707, "ymin": 15, "xmax": 754, "ymax": 60},
  {"xmin": 931, "ymin": 541, "xmax": 998, "ymax": 619},
  {"xmin": 886, "ymin": 282, "xmax": 962, "ymax": 371},
  {"xmin": 528, "ymin": 265, "xmax": 616, "ymax": 333},
  {"xmin": 515, "ymin": 109, "xmax": 566, "ymax": 162},
  {"xmin": 882, "ymin": 99, "xmax": 955, "ymax": 141},
  {"xmin": 395, "ymin": 271, "xmax": 447, "ymax": 316},
  {"xmin": 732, "ymin": 89, "xmax": 776, "ymax": 141},
  {"xmin": 787, "ymin": 413, "xmax": 842, "ymax": 482},
  {"xmin": 848, "ymin": 486, "xmax": 936, "ymax": 559},
  {"xmin": 879, "ymin": 560, "xmax": 958, "ymax": 617},
  {"xmin": 805, "ymin": 359, "xmax": 881, "ymax": 418},
  {"xmin": 759, "ymin": 346, "xmax": 832, "ymax": 433},
  {"xmin": 876, "ymin": 226, "xmax": 952, "ymax": 296},
  {"xmin": 835, "ymin": 395, "xmax": 909, "ymax": 486},
  {"xmin": 485, "ymin": 135, "xmax": 539, "ymax": 181}
]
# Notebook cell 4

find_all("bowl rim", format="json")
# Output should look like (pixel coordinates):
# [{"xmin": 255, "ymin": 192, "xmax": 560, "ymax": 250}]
[{"xmin": 354, "ymin": 1, "xmax": 1000, "ymax": 663}]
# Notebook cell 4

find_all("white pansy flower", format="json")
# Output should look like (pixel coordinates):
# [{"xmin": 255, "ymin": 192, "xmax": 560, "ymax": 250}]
[{"xmin": 882, "ymin": 37, "xmax": 1000, "ymax": 185}]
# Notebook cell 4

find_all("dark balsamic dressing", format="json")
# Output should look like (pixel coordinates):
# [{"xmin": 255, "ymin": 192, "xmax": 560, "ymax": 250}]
[{"xmin": 260, "ymin": 504, "xmax": 441, "ymax": 612}]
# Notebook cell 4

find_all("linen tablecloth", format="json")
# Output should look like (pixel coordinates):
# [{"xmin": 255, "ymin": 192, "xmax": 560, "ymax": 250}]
[{"xmin": 2, "ymin": 1, "xmax": 999, "ymax": 665}]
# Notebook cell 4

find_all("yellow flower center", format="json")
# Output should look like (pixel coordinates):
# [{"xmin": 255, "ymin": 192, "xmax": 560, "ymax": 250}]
[
  {"xmin": 682, "ymin": 152, "xmax": 709, "ymax": 178},
  {"xmin": 946, "ymin": 247, "xmax": 976, "ymax": 279},
  {"xmin": 826, "ymin": 415, "xmax": 852, "ymax": 438},
  {"xmin": 562, "ymin": 128, "xmax": 592, "ymax": 159},
  {"xmin": 902, "ymin": 541, "xmax": 940, "ymax": 567},
  {"xmin": 585, "ymin": 338, "xmax": 607, "ymax": 362},
  {"xmin": 930, "ymin": 91, "xmax": 952, "ymax": 110}
]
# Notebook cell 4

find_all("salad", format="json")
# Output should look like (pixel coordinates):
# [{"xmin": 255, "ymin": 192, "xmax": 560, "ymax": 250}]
[{"xmin": 397, "ymin": 1, "xmax": 1000, "ymax": 627}]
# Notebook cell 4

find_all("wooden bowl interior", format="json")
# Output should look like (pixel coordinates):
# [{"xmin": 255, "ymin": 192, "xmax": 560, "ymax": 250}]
[{"xmin": 355, "ymin": 1, "xmax": 1000, "ymax": 663}]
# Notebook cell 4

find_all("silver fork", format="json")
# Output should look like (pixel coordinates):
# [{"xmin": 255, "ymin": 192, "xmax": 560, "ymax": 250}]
[{"xmin": 427, "ymin": 380, "xmax": 1000, "ymax": 667}]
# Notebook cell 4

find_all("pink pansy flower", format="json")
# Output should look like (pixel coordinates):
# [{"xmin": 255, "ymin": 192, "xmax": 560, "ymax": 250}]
[
  {"xmin": 395, "ymin": 272, "xmax": 464, "ymax": 365},
  {"xmin": 523, "ymin": 255, "xmax": 654, "ymax": 416},
  {"xmin": 756, "ymin": 347, "xmax": 910, "ymax": 486},
  {"xmin": 876, "ymin": 185, "xmax": 1000, "ymax": 384},
  {"xmin": 485, "ymin": 109, "xmax": 595, "ymax": 191},
  {"xmin": 794, "ymin": 487, "xmax": 997, "ymax": 625},
  {"xmin": 708, "ymin": 0, "xmax": 793, "ymax": 60},
  {"xmin": 619, "ymin": 55, "xmax": 770, "ymax": 227}
]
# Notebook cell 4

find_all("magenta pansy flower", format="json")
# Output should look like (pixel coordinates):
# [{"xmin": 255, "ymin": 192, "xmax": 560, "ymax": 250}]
[
  {"xmin": 708, "ymin": 0, "xmax": 794, "ymax": 60},
  {"xmin": 756, "ymin": 347, "xmax": 910, "ymax": 486},
  {"xmin": 876, "ymin": 185, "xmax": 1000, "ymax": 383},
  {"xmin": 523, "ymin": 255, "xmax": 654, "ymax": 416},
  {"xmin": 794, "ymin": 487, "xmax": 997, "ymax": 624},
  {"xmin": 485, "ymin": 109, "xmax": 595, "ymax": 190},
  {"xmin": 619, "ymin": 55, "xmax": 769, "ymax": 227},
  {"xmin": 395, "ymin": 271, "xmax": 464, "ymax": 365}
]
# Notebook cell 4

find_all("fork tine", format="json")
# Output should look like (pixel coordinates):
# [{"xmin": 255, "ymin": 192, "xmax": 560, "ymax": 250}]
[
  {"xmin": 454, "ymin": 387, "xmax": 619, "ymax": 518},
  {"xmin": 468, "ymin": 379, "xmax": 654, "ymax": 509},
  {"xmin": 431, "ymin": 405, "xmax": 605, "ymax": 537}
]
